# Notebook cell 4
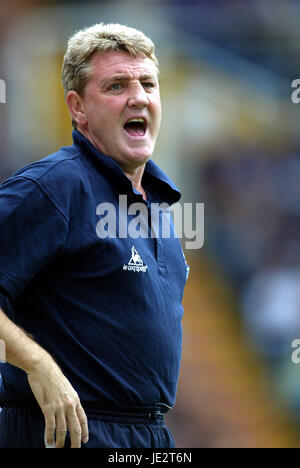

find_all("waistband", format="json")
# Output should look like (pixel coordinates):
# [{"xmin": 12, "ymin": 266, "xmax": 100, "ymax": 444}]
[
  {"xmin": 1, "ymin": 402, "xmax": 172, "ymax": 425},
  {"xmin": 84, "ymin": 403, "xmax": 171, "ymax": 424}
]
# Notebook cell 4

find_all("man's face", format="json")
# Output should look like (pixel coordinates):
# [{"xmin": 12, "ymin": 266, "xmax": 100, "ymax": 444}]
[{"xmin": 78, "ymin": 50, "xmax": 161, "ymax": 171}]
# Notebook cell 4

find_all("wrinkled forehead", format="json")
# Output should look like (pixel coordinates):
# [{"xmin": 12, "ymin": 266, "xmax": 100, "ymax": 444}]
[{"xmin": 89, "ymin": 50, "xmax": 159, "ymax": 83}]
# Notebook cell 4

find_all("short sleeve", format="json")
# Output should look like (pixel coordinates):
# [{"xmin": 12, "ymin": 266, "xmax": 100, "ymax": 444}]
[{"xmin": 0, "ymin": 176, "xmax": 69, "ymax": 300}]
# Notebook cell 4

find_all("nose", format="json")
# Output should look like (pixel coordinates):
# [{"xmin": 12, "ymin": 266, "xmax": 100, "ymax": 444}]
[{"xmin": 127, "ymin": 82, "xmax": 149, "ymax": 109}]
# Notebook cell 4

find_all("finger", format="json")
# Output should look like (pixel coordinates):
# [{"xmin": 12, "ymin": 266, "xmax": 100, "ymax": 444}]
[
  {"xmin": 44, "ymin": 430, "xmax": 56, "ymax": 449},
  {"xmin": 44, "ymin": 412, "xmax": 56, "ymax": 448},
  {"xmin": 55, "ymin": 412, "xmax": 67, "ymax": 449},
  {"xmin": 76, "ymin": 404, "xmax": 89, "ymax": 444},
  {"xmin": 66, "ymin": 408, "xmax": 82, "ymax": 448}
]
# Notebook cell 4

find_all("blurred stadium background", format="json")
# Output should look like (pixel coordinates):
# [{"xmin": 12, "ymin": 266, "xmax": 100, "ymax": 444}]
[{"xmin": 1, "ymin": 0, "xmax": 300, "ymax": 448}]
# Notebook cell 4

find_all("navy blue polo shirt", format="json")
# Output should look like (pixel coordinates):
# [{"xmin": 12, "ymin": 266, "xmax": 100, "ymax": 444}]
[{"xmin": 0, "ymin": 130, "xmax": 187, "ymax": 408}]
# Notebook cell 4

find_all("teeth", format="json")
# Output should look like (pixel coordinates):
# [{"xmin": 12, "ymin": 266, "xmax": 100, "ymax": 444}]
[{"xmin": 126, "ymin": 118, "xmax": 145, "ymax": 124}]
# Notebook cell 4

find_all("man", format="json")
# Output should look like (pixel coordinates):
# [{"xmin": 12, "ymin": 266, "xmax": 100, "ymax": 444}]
[{"xmin": 0, "ymin": 23, "xmax": 188, "ymax": 448}]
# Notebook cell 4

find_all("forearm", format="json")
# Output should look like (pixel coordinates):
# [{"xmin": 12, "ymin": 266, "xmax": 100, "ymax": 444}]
[
  {"xmin": 0, "ymin": 306, "xmax": 89, "ymax": 447},
  {"xmin": 0, "ymin": 307, "xmax": 50, "ymax": 374}
]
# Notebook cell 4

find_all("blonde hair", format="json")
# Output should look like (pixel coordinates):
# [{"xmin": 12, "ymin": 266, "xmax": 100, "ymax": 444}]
[{"xmin": 62, "ymin": 22, "xmax": 159, "ymax": 100}]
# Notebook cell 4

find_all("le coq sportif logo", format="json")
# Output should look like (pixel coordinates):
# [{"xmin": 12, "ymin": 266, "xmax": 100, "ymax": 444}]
[{"xmin": 123, "ymin": 246, "xmax": 148, "ymax": 273}]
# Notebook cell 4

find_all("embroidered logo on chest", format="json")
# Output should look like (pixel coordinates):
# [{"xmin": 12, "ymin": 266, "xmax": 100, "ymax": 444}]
[{"xmin": 123, "ymin": 246, "xmax": 148, "ymax": 273}]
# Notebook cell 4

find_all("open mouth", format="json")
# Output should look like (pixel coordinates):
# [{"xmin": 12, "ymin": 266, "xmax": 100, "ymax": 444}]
[{"xmin": 124, "ymin": 118, "xmax": 147, "ymax": 137}]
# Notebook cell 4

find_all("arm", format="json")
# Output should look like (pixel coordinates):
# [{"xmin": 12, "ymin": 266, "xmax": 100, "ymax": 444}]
[{"xmin": 0, "ymin": 307, "xmax": 89, "ymax": 448}]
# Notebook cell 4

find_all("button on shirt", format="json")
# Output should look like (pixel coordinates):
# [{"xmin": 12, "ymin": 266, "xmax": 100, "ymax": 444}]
[{"xmin": 0, "ymin": 130, "xmax": 187, "ymax": 408}]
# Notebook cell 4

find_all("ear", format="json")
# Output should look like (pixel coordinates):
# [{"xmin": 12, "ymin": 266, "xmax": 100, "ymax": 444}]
[{"xmin": 66, "ymin": 90, "xmax": 87, "ymax": 128}]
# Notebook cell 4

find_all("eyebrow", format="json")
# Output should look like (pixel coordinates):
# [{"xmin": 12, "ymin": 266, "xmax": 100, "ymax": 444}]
[{"xmin": 101, "ymin": 73, "xmax": 157, "ymax": 87}]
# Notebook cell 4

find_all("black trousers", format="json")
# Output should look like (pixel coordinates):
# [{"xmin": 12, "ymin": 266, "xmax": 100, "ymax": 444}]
[{"xmin": 0, "ymin": 405, "xmax": 176, "ymax": 448}]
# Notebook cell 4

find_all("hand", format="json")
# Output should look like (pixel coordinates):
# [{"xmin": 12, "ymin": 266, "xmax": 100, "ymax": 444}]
[{"xmin": 27, "ymin": 356, "xmax": 89, "ymax": 448}]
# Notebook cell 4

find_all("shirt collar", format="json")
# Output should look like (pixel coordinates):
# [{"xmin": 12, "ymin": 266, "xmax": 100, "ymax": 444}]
[{"xmin": 72, "ymin": 129, "xmax": 181, "ymax": 205}]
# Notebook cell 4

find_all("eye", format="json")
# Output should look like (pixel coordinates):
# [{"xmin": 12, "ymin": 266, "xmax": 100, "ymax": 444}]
[
  {"xmin": 142, "ymin": 82, "xmax": 155, "ymax": 90},
  {"xmin": 109, "ymin": 83, "xmax": 122, "ymax": 91}
]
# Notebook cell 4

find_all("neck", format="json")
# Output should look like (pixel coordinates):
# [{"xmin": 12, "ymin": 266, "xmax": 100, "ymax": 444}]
[
  {"xmin": 76, "ymin": 128, "xmax": 148, "ymax": 200},
  {"xmin": 123, "ymin": 165, "xmax": 147, "ymax": 200}
]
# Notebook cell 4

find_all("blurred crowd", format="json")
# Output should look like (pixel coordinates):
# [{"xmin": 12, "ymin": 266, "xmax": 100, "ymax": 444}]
[{"xmin": 199, "ymin": 141, "xmax": 300, "ymax": 423}]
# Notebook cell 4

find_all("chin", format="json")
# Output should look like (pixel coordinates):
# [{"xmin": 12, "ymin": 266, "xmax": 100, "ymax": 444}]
[
  {"xmin": 132, "ymin": 152, "xmax": 152, "ymax": 165},
  {"xmin": 124, "ymin": 147, "xmax": 153, "ymax": 165}
]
